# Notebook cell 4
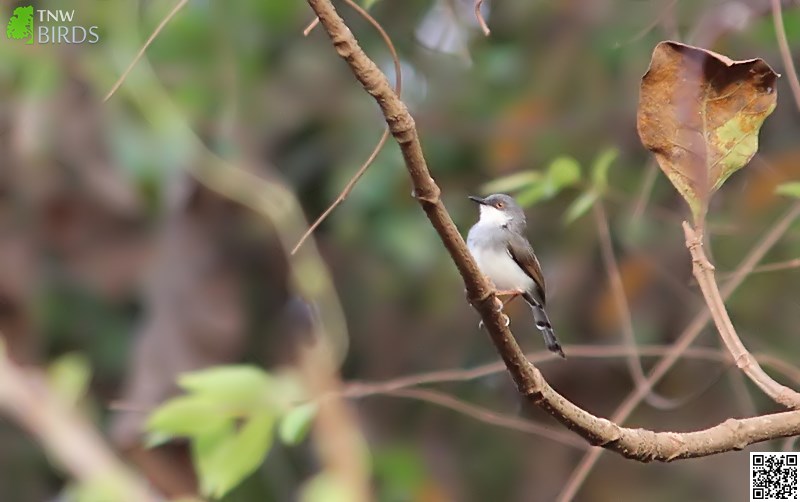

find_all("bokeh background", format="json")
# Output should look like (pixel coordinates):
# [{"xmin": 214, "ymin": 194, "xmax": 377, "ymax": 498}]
[{"xmin": 1, "ymin": 0, "xmax": 799, "ymax": 500}]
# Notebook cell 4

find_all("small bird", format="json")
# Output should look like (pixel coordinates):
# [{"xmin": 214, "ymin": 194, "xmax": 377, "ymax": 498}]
[{"xmin": 466, "ymin": 193, "xmax": 564, "ymax": 358}]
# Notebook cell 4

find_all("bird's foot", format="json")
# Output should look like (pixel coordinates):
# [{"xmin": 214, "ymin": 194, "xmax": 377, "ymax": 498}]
[
  {"xmin": 477, "ymin": 291, "xmax": 518, "ymax": 330},
  {"xmin": 477, "ymin": 314, "xmax": 510, "ymax": 329},
  {"xmin": 493, "ymin": 297, "xmax": 511, "ymax": 326},
  {"xmin": 493, "ymin": 296, "xmax": 505, "ymax": 310}
]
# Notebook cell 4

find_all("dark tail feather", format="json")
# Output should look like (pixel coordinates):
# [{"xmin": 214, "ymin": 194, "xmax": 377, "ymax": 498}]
[{"xmin": 523, "ymin": 293, "xmax": 564, "ymax": 358}]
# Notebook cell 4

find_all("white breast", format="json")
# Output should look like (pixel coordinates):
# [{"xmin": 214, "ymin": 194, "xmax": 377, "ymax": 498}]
[{"xmin": 470, "ymin": 244, "xmax": 535, "ymax": 292}]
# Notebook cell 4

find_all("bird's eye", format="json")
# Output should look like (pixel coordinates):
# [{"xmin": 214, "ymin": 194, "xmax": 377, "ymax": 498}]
[{"xmin": 496, "ymin": 202, "xmax": 504, "ymax": 208}]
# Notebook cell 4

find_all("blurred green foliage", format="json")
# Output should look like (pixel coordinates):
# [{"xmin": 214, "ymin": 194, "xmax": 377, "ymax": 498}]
[
  {"xmin": 776, "ymin": 181, "xmax": 800, "ymax": 198},
  {"xmin": 147, "ymin": 366, "xmax": 312, "ymax": 498},
  {"xmin": 480, "ymin": 147, "xmax": 618, "ymax": 224}
]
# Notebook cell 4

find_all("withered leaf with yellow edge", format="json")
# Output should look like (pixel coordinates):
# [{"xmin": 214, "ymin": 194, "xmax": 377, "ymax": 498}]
[{"xmin": 637, "ymin": 41, "xmax": 778, "ymax": 223}]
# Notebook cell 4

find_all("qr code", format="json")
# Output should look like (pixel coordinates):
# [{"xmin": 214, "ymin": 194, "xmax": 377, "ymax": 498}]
[{"xmin": 751, "ymin": 453, "xmax": 799, "ymax": 501}]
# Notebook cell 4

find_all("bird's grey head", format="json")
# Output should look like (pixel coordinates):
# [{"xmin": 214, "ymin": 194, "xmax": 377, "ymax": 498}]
[{"xmin": 468, "ymin": 193, "xmax": 526, "ymax": 231}]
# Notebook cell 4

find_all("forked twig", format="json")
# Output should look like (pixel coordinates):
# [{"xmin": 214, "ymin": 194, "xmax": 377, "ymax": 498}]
[
  {"xmin": 559, "ymin": 203, "xmax": 800, "ymax": 501},
  {"xmin": 684, "ymin": 222, "xmax": 800, "ymax": 408},
  {"xmin": 292, "ymin": 0, "xmax": 401, "ymax": 255}
]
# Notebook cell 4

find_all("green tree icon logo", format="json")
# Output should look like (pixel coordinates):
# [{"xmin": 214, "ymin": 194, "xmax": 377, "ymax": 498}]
[{"xmin": 7, "ymin": 5, "xmax": 34, "ymax": 45}]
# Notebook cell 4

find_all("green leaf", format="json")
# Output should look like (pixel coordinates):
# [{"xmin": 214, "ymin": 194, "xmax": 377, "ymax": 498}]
[
  {"xmin": 66, "ymin": 478, "xmax": 129, "ymax": 502},
  {"xmin": 178, "ymin": 365, "xmax": 273, "ymax": 407},
  {"xmin": 146, "ymin": 395, "xmax": 232, "ymax": 437},
  {"xmin": 47, "ymin": 352, "xmax": 91, "ymax": 407},
  {"xmin": 563, "ymin": 191, "xmax": 598, "ymax": 225},
  {"xmin": 193, "ymin": 412, "xmax": 276, "ymax": 499},
  {"xmin": 547, "ymin": 156, "xmax": 581, "ymax": 188},
  {"xmin": 515, "ymin": 180, "xmax": 555, "ymax": 207},
  {"xmin": 143, "ymin": 431, "xmax": 173, "ymax": 449},
  {"xmin": 193, "ymin": 420, "xmax": 234, "ymax": 497},
  {"xmin": 270, "ymin": 371, "xmax": 309, "ymax": 406},
  {"xmin": 775, "ymin": 182, "xmax": 800, "ymax": 199},
  {"xmin": 301, "ymin": 473, "xmax": 354, "ymax": 502},
  {"xmin": 590, "ymin": 148, "xmax": 618, "ymax": 192},
  {"xmin": 279, "ymin": 403, "xmax": 317, "ymax": 445},
  {"xmin": 515, "ymin": 157, "xmax": 580, "ymax": 207},
  {"xmin": 361, "ymin": 0, "xmax": 379, "ymax": 8},
  {"xmin": 479, "ymin": 171, "xmax": 542, "ymax": 194}
]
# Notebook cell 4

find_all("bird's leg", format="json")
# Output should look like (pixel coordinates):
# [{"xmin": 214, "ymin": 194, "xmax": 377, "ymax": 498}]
[
  {"xmin": 485, "ymin": 289, "xmax": 523, "ymax": 328},
  {"xmin": 477, "ymin": 288, "xmax": 523, "ymax": 330},
  {"xmin": 495, "ymin": 289, "xmax": 524, "ymax": 297},
  {"xmin": 495, "ymin": 289, "xmax": 525, "ymax": 308}
]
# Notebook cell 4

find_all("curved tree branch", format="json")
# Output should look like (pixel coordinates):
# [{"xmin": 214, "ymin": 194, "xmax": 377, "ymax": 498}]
[
  {"xmin": 684, "ymin": 223, "xmax": 800, "ymax": 408},
  {"xmin": 304, "ymin": 0, "xmax": 800, "ymax": 462}
]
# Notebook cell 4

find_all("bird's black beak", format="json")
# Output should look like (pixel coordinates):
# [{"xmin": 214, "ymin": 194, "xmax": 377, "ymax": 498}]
[{"xmin": 468, "ymin": 195, "xmax": 487, "ymax": 205}]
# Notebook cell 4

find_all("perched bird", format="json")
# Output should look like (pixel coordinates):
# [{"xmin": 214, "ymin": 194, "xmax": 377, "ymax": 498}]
[{"xmin": 466, "ymin": 193, "xmax": 564, "ymax": 358}]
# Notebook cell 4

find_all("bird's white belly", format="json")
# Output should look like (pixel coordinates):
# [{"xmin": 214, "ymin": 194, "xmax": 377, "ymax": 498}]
[{"xmin": 471, "ymin": 246, "xmax": 534, "ymax": 291}]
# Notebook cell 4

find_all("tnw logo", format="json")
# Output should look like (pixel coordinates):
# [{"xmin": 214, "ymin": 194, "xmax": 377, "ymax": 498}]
[
  {"xmin": 41, "ymin": 10, "xmax": 75, "ymax": 22},
  {"xmin": 6, "ymin": 5, "xmax": 99, "ymax": 45},
  {"xmin": 6, "ymin": 5, "xmax": 34, "ymax": 45}
]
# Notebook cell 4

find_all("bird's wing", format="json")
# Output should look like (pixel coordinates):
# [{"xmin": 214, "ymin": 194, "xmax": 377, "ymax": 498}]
[{"xmin": 507, "ymin": 233, "xmax": 547, "ymax": 305}]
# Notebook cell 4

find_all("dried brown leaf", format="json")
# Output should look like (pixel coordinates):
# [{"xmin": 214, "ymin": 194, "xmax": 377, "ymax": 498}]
[{"xmin": 637, "ymin": 41, "xmax": 778, "ymax": 223}]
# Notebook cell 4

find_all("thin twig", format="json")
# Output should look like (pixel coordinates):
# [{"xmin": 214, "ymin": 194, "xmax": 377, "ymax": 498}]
[
  {"xmin": 291, "ymin": 0, "xmax": 401, "ymax": 255},
  {"xmin": 559, "ymin": 202, "xmax": 800, "ymax": 501},
  {"xmin": 684, "ymin": 222, "xmax": 800, "ymax": 407},
  {"xmin": 103, "ymin": 0, "xmax": 188, "ymax": 102},
  {"xmin": 111, "ymin": 343, "xmax": 800, "ymax": 414},
  {"xmin": 771, "ymin": 0, "xmax": 800, "ymax": 111},
  {"xmin": 381, "ymin": 388, "xmax": 586, "ymax": 449},
  {"xmin": 629, "ymin": 159, "xmax": 659, "ymax": 226},
  {"xmin": 728, "ymin": 371, "xmax": 758, "ymax": 418},
  {"xmin": 719, "ymin": 257, "xmax": 800, "ymax": 278},
  {"xmin": 112, "ymin": 344, "xmax": 800, "ymax": 402},
  {"xmin": 291, "ymin": 130, "xmax": 389, "ymax": 255},
  {"xmin": 341, "ymin": 345, "xmax": 707, "ymax": 398},
  {"xmin": 475, "ymin": 0, "xmax": 490, "ymax": 36},
  {"xmin": 307, "ymin": 0, "xmax": 800, "ymax": 469},
  {"xmin": 303, "ymin": 17, "xmax": 320, "ymax": 36},
  {"xmin": 593, "ymin": 202, "xmax": 678, "ymax": 409},
  {"xmin": 111, "ymin": 344, "xmax": 800, "ymax": 457},
  {"xmin": 616, "ymin": 0, "xmax": 679, "ymax": 48}
]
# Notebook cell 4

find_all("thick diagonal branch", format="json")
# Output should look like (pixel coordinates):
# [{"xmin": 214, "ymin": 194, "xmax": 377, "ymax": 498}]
[
  {"xmin": 305, "ymin": 0, "xmax": 800, "ymax": 461},
  {"xmin": 0, "ymin": 344, "xmax": 153, "ymax": 501}
]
